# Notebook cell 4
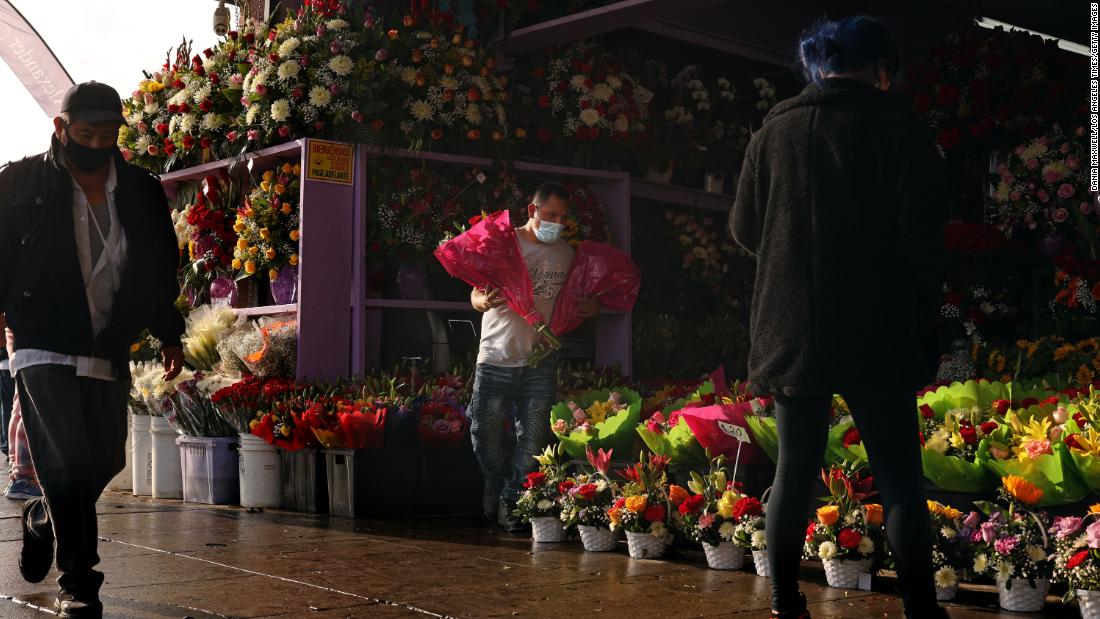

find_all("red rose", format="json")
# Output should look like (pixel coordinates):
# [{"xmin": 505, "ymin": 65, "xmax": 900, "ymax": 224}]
[
  {"xmin": 805, "ymin": 522, "xmax": 817, "ymax": 541},
  {"xmin": 576, "ymin": 483, "xmax": 597, "ymax": 502},
  {"xmin": 980, "ymin": 420, "xmax": 998, "ymax": 435},
  {"xmin": 959, "ymin": 424, "xmax": 977, "ymax": 444},
  {"xmin": 163, "ymin": 140, "xmax": 176, "ymax": 155},
  {"xmin": 523, "ymin": 471, "xmax": 546, "ymax": 489},
  {"xmin": 199, "ymin": 99, "xmax": 213, "ymax": 112},
  {"xmin": 732, "ymin": 497, "xmax": 763, "ymax": 519},
  {"xmin": 1065, "ymin": 434, "xmax": 1084, "ymax": 450},
  {"xmin": 466, "ymin": 88, "xmax": 480, "ymax": 102},
  {"xmin": 1067, "ymin": 550, "xmax": 1090, "ymax": 570},
  {"xmin": 992, "ymin": 400, "xmax": 1010, "ymax": 415},
  {"xmin": 643, "ymin": 503, "xmax": 666, "ymax": 523},
  {"xmin": 558, "ymin": 480, "xmax": 575, "ymax": 495},
  {"xmin": 182, "ymin": 135, "xmax": 195, "ymax": 150},
  {"xmin": 936, "ymin": 84, "xmax": 960, "ymax": 106},
  {"xmin": 167, "ymin": 103, "xmax": 180, "ymax": 114},
  {"xmin": 155, "ymin": 123, "xmax": 169, "ymax": 135},
  {"xmin": 842, "ymin": 427, "xmax": 862, "ymax": 448},
  {"xmin": 1043, "ymin": 396, "xmax": 1061, "ymax": 406},
  {"xmin": 838, "ymin": 528, "xmax": 862, "ymax": 549},
  {"xmin": 937, "ymin": 128, "xmax": 961, "ymax": 150},
  {"xmin": 537, "ymin": 95, "xmax": 550, "ymax": 108},
  {"xmin": 613, "ymin": 497, "xmax": 626, "ymax": 510},
  {"xmin": 919, "ymin": 404, "xmax": 935, "ymax": 419},
  {"xmin": 678, "ymin": 494, "xmax": 705, "ymax": 516}
]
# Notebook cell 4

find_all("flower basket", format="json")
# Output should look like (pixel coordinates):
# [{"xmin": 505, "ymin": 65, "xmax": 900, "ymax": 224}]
[
  {"xmin": 703, "ymin": 542, "xmax": 745, "ymax": 570},
  {"xmin": 823, "ymin": 558, "xmax": 872, "ymax": 589},
  {"xmin": 935, "ymin": 584, "xmax": 958, "ymax": 602},
  {"xmin": 752, "ymin": 549, "xmax": 771, "ymax": 577},
  {"xmin": 625, "ymin": 531, "xmax": 668, "ymax": 559},
  {"xmin": 997, "ymin": 578, "xmax": 1049, "ymax": 612},
  {"xmin": 578, "ymin": 525, "xmax": 617, "ymax": 552},
  {"xmin": 1078, "ymin": 589, "xmax": 1100, "ymax": 619},
  {"xmin": 531, "ymin": 516, "xmax": 567, "ymax": 543}
]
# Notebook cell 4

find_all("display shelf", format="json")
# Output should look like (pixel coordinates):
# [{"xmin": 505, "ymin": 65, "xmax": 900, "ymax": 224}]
[
  {"xmin": 630, "ymin": 178, "xmax": 733, "ymax": 211},
  {"xmin": 492, "ymin": 0, "xmax": 729, "ymax": 56},
  {"xmin": 364, "ymin": 299, "xmax": 474, "ymax": 312},
  {"xmin": 234, "ymin": 303, "xmax": 298, "ymax": 318},
  {"xmin": 158, "ymin": 140, "xmax": 303, "ymax": 188}
]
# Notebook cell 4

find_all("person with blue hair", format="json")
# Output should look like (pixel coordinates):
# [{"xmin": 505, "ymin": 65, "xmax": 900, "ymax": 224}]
[{"xmin": 730, "ymin": 15, "xmax": 951, "ymax": 619}]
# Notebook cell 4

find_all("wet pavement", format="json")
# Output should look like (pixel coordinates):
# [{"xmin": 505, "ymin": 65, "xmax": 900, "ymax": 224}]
[{"xmin": 0, "ymin": 483, "xmax": 1080, "ymax": 618}]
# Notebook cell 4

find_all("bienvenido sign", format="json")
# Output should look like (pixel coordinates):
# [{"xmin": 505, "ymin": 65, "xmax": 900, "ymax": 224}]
[{"xmin": 0, "ymin": 0, "xmax": 73, "ymax": 117}]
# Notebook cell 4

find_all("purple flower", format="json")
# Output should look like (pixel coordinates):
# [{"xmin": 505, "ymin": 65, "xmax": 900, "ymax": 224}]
[
  {"xmin": 964, "ymin": 511, "xmax": 981, "ymax": 529},
  {"xmin": 1054, "ymin": 516, "xmax": 1084, "ymax": 539},
  {"xmin": 970, "ymin": 530, "xmax": 983, "ymax": 544},
  {"xmin": 981, "ymin": 522, "xmax": 999, "ymax": 544},
  {"xmin": 1086, "ymin": 521, "xmax": 1100, "ymax": 549},
  {"xmin": 994, "ymin": 536, "xmax": 1019, "ymax": 555}
]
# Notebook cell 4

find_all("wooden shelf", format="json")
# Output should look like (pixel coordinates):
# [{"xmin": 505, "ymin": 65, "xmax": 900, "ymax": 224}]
[
  {"xmin": 364, "ymin": 299, "xmax": 474, "ymax": 312},
  {"xmin": 630, "ymin": 178, "xmax": 733, "ymax": 211},
  {"xmin": 365, "ymin": 146, "xmax": 628, "ymax": 182},
  {"xmin": 234, "ymin": 303, "xmax": 298, "ymax": 318},
  {"xmin": 492, "ymin": 0, "xmax": 729, "ymax": 56},
  {"xmin": 158, "ymin": 140, "xmax": 304, "ymax": 185}
]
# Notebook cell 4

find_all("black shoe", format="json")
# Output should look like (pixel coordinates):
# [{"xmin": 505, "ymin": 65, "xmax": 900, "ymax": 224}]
[
  {"xmin": 771, "ymin": 593, "xmax": 812, "ymax": 619},
  {"xmin": 54, "ymin": 594, "xmax": 103, "ymax": 618},
  {"xmin": 19, "ymin": 499, "xmax": 53, "ymax": 584},
  {"xmin": 497, "ymin": 497, "xmax": 527, "ymax": 534}
]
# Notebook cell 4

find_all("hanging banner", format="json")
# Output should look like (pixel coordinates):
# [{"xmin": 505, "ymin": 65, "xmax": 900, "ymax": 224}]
[{"xmin": 0, "ymin": 0, "xmax": 73, "ymax": 117}]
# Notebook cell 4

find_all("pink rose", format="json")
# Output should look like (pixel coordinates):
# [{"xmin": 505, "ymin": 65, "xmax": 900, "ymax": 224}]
[
  {"xmin": 572, "ymin": 409, "xmax": 587, "ymax": 423},
  {"xmin": 1044, "ymin": 170, "xmax": 1062, "ymax": 184},
  {"xmin": 1055, "ymin": 516, "xmax": 1084, "ymax": 539},
  {"xmin": 1053, "ymin": 406, "xmax": 1069, "ymax": 424},
  {"xmin": 143, "ymin": 92, "xmax": 155, "ymax": 105},
  {"xmin": 247, "ymin": 129, "xmax": 260, "ymax": 141},
  {"xmin": 374, "ymin": 49, "xmax": 388, "ymax": 62},
  {"xmin": 146, "ymin": 145, "xmax": 159, "ymax": 156},
  {"xmin": 1026, "ymin": 158, "xmax": 1040, "ymax": 170},
  {"xmin": 964, "ymin": 511, "xmax": 981, "ymax": 529},
  {"xmin": 1023, "ymin": 438, "xmax": 1052, "ymax": 459},
  {"xmin": 137, "ymin": 121, "xmax": 148, "ymax": 134},
  {"xmin": 1068, "ymin": 156, "xmax": 1081, "ymax": 170},
  {"xmin": 227, "ymin": 130, "xmax": 238, "ymax": 142},
  {"xmin": 981, "ymin": 522, "xmax": 998, "ymax": 544},
  {"xmin": 1051, "ymin": 208, "xmax": 1069, "ymax": 223},
  {"xmin": 1087, "ymin": 521, "xmax": 1100, "ymax": 549},
  {"xmin": 1058, "ymin": 183, "xmax": 1076, "ymax": 199},
  {"xmin": 1082, "ymin": 202, "xmax": 1095, "ymax": 215},
  {"xmin": 120, "ymin": 148, "xmax": 133, "ymax": 161},
  {"xmin": 278, "ymin": 125, "xmax": 291, "ymax": 137},
  {"xmin": 552, "ymin": 419, "xmax": 567, "ymax": 433}
]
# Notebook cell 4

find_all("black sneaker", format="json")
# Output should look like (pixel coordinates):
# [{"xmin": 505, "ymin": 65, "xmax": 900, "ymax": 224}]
[
  {"xmin": 497, "ymin": 497, "xmax": 528, "ymax": 534},
  {"xmin": 54, "ymin": 593, "xmax": 103, "ymax": 618},
  {"xmin": 19, "ymin": 498, "xmax": 53, "ymax": 584}
]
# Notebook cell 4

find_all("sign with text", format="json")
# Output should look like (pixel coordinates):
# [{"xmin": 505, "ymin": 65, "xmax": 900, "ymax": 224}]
[
  {"xmin": 718, "ymin": 420, "xmax": 751, "ymax": 444},
  {"xmin": 0, "ymin": 0, "xmax": 73, "ymax": 117},
  {"xmin": 305, "ymin": 140, "xmax": 354, "ymax": 185}
]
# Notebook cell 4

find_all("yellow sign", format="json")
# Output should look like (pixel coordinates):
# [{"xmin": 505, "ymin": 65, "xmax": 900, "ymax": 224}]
[{"xmin": 305, "ymin": 140, "xmax": 354, "ymax": 185}]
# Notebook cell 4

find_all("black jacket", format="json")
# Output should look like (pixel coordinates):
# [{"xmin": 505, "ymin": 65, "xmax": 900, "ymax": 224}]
[
  {"xmin": 0, "ymin": 136, "xmax": 184, "ymax": 371},
  {"xmin": 730, "ymin": 78, "xmax": 951, "ymax": 397}
]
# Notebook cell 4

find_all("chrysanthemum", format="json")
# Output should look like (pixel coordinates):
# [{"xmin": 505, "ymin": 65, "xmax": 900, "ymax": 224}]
[
  {"xmin": 270, "ymin": 99, "xmax": 291, "ymax": 122},
  {"xmin": 278, "ymin": 37, "xmax": 300, "ymax": 57},
  {"xmin": 578, "ymin": 108, "xmax": 600, "ymax": 127},
  {"xmin": 817, "ymin": 541, "xmax": 838, "ymax": 560},
  {"xmin": 591, "ymin": 83, "xmax": 613, "ymax": 102},
  {"xmin": 277, "ymin": 59, "xmax": 300, "ymax": 80},
  {"xmin": 309, "ymin": 86, "xmax": 332, "ymax": 108},
  {"xmin": 934, "ymin": 566, "xmax": 958, "ymax": 588},
  {"xmin": 410, "ymin": 99, "xmax": 434, "ymax": 121},
  {"xmin": 328, "ymin": 55, "xmax": 354, "ymax": 77}
]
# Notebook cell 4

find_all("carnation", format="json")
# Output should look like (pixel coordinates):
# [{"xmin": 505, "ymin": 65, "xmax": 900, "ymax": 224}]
[
  {"xmin": 973, "ymin": 553, "xmax": 989, "ymax": 573},
  {"xmin": 817, "ymin": 541, "xmax": 838, "ymax": 561},
  {"xmin": 578, "ymin": 108, "xmax": 600, "ymax": 127},
  {"xmin": 751, "ymin": 530, "xmax": 767, "ymax": 549}
]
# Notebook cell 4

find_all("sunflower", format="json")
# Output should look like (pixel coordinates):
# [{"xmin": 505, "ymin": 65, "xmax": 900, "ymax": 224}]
[{"xmin": 1002, "ymin": 475, "xmax": 1044, "ymax": 505}]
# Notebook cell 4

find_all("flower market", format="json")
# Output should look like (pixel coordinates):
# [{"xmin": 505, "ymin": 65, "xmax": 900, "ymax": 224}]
[{"xmin": 0, "ymin": 0, "xmax": 1094, "ymax": 617}]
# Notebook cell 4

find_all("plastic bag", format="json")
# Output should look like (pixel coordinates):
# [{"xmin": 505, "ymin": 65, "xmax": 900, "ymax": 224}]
[
  {"xmin": 677, "ymin": 401, "xmax": 764, "ymax": 466},
  {"xmin": 547, "ymin": 240, "xmax": 640, "ymax": 337},
  {"xmin": 976, "ymin": 438, "xmax": 1089, "ymax": 506},
  {"xmin": 921, "ymin": 448, "xmax": 995, "ymax": 493},
  {"xmin": 743, "ymin": 399, "xmax": 779, "ymax": 464}
]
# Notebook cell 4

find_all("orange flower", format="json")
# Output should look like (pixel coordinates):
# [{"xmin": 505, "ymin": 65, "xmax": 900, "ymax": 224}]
[
  {"xmin": 1089, "ymin": 503, "xmax": 1100, "ymax": 515},
  {"xmin": 667, "ymin": 485, "xmax": 688, "ymax": 507},
  {"xmin": 387, "ymin": 29, "xmax": 398, "ymax": 40},
  {"xmin": 816, "ymin": 505, "xmax": 839, "ymax": 527},
  {"xmin": 466, "ymin": 129, "xmax": 481, "ymax": 141},
  {"xmin": 608, "ymin": 507, "xmax": 622, "ymax": 526},
  {"xmin": 863, "ymin": 503, "xmax": 883, "ymax": 525},
  {"xmin": 1002, "ymin": 475, "xmax": 1044, "ymax": 505},
  {"xmin": 624, "ymin": 495, "xmax": 647, "ymax": 513}
]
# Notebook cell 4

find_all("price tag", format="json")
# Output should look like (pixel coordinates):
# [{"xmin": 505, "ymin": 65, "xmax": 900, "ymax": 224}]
[
  {"xmin": 858, "ymin": 573, "xmax": 873, "ymax": 591},
  {"xmin": 718, "ymin": 420, "xmax": 752, "ymax": 444}
]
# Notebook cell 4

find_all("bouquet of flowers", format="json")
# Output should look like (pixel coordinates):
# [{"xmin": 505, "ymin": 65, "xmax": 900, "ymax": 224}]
[
  {"xmin": 636, "ymin": 408, "xmax": 707, "ymax": 468},
  {"xmin": 550, "ymin": 388, "xmax": 641, "ymax": 459},
  {"xmin": 608, "ymin": 452, "xmax": 672, "ymax": 558},
  {"xmin": 174, "ymin": 173, "xmax": 241, "ymax": 304},
  {"xmin": 368, "ymin": 162, "xmax": 464, "ymax": 263},
  {"xmin": 180, "ymin": 304, "xmax": 239, "ymax": 371},
  {"xmin": 210, "ymin": 375, "xmax": 298, "ymax": 433},
  {"xmin": 167, "ymin": 372, "xmax": 239, "ymax": 437},
  {"xmin": 559, "ymin": 447, "xmax": 618, "ymax": 534},
  {"xmin": 927, "ymin": 500, "xmax": 971, "ymax": 599},
  {"xmin": 234, "ymin": 163, "xmax": 301, "ymax": 283},
  {"xmin": 940, "ymin": 283, "xmax": 1017, "ymax": 347},
  {"xmin": 732, "ymin": 492, "xmax": 768, "ymax": 554},
  {"xmin": 416, "ymin": 388, "xmax": 469, "ymax": 447},
  {"xmin": 300, "ymin": 392, "xmax": 387, "ymax": 449},
  {"xmin": 1051, "ymin": 506, "xmax": 1100, "ymax": 606},
  {"xmin": 664, "ymin": 208, "xmax": 736, "ymax": 292},
  {"xmin": 381, "ymin": 10, "xmax": 510, "ymax": 154},
  {"xmin": 970, "ymin": 476, "xmax": 1053, "ymax": 606},
  {"xmin": 920, "ymin": 404, "xmax": 999, "ymax": 492},
  {"xmin": 743, "ymin": 396, "xmax": 779, "ymax": 464},
  {"xmin": 248, "ymin": 384, "xmax": 323, "ymax": 451},
  {"xmin": 804, "ymin": 462, "xmax": 886, "ymax": 587},
  {"xmin": 515, "ymin": 444, "xmax": 571, "ymax": 541},
  {"xmin": 1054, "ymin": 254, "xmax": 1100, "ymax": 318},
  {"xmin": 978, "ymin": 406, "xmax": 1089, "ymax": 505},
  {"xmin": 973, "ymin": 338, "xmax": 1100, "ymax": 387},
  {"xmin": 672, "ymin": 456, "xmax": 749, "ymax": 557},
  {"xmin": 1062, "ymin": 389, "xmax": 1100, "ymax": 493}
]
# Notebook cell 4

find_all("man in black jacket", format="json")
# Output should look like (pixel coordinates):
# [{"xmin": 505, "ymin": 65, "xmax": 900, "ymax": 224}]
[{"xmin": 0, "ymin": 81, "xmax": 184, "ymax": 618}]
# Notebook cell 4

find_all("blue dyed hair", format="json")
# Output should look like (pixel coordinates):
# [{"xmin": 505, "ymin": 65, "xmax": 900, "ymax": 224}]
[{"xmin": 797, "ymin": 16, "xmax": 899, "ymax": 85}]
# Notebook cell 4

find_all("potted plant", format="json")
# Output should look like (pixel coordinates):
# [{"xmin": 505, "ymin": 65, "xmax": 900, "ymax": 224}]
[
  {"xmin": 1050, "ymin": 506, "xmax": 1100, "ymax": 618},
  {"xmin": 608, "ymin": 452, "xmax": 672, "ymax": 559},
  {"xmin": 560, "ymin": 446, "xmax": 619, "ymax": 552},
  {"xmin": 803, "ymin": 461, "xmax": 885, "ymax": 589},
  {"xmin": 671, "ymin": 455, "xmax": 746, "ymax": 570},
  {"xmin": 514, "ymin": 444, "xmax": 570, "ymax": 543},
  {"xmin": 733, "ymin": 489, "xmax": 770, "ymax": 577},
  {"xmin": 927, "ymin": 500, "xmax": 972, "ymax": 601}
]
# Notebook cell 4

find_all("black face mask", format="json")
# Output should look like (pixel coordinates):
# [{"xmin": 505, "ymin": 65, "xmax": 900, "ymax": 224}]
[{"xmin": 63, "ymin": 132, "xmax": 115, "ymax": 172}]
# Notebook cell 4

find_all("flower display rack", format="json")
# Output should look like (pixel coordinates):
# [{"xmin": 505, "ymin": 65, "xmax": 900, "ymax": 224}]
[{"xmin": 158, "ymin": 139, "xmax": 635, "ymax": 379}]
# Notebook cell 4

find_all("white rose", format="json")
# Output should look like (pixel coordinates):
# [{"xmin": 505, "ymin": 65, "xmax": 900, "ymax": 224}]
[
  {"xmin": 934, "ymin": 566, "xmax": 958, "ymax": 589},
  {"xmin": 278, "ymin": 37, "xmax": 301, "ymax": 57},
  {"xmin": 817, "ymin": 541, "xmax": 838, "ymax": 561},
  {"xmin": 328, "ymin": 54, "xmax": 354, "ymax": 77},
  {"xmin": 270, "ymin": 99, "xmax": 291, "ymax": 122},
  {"xmin": 858, "ymin": 536, "xmax": 874, "ymax": 556},
  {"xmin": 309, "ymin": 85, "xmax": 332, "ymax": 108},
  {"xmin": 751, "ymin": 530, "xmax": 767, "ymax": 550},
  {"xmin": 578, "ymin": 108, "xmax": 600, "ymax": 127}
]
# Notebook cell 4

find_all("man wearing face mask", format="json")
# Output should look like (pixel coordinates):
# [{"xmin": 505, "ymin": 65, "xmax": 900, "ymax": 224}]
[
  {"xmin": 0, "ymin": 81, "xmax": 185, "ymax": 618},
  {"xmin": 468, "ymin": 182, "xmax": 597, "ymax": 533}
]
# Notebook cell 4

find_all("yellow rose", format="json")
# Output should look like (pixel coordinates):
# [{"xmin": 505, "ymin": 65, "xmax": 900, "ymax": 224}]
[
  {"xmin": 260, "ymin": 227, "xmax": 271, "ymax": 241},
  {"xmin": 231, "ymin": 258, "xmax": 242, "ymax": 269},
  {"xmin": 261, "ymin": 180, "xmax": 272, "ymax": 193},
  {"xmin": 289, "ymin": 254, "xmax": 299, "ymax": 266},
  {"xmin": 244, "ymin": 260, "xmax": 257, "ymax": 274},
  {"xmin": 248, "ymin": 246, "xmax": 259, "ymax": 256},
  {"xmin": 817, "ymin": 505, "xmax": 839, "ymax": 527},
  {"xmin": 625, "ymin": 495, "xmax": 647, "ymax": 513},
  {"xmin": 237, "ymin": 238, "xmax": 248, "ymax": 251},
  {"xmin": 262, "ymin": 170, "xmax": 274, "ymax": 182},
  {"xmin": 289, "ymin": 230, "xmax": 300, "ymax": 241},
  {"xmin": 233, "ymin": 221, "xmax": 246, "ymax": 232}
]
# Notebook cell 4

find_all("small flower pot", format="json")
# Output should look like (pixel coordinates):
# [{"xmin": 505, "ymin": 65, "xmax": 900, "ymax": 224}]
[
  {"xmin": 703, "ymin": 542, "xmax": 746, "ymax": 570},
  {"xmin": 578, "ymin": 525, "xmax": 617, "ymax": 552},
  {"xmin": 823, "ymin": 558, "xmax": 872, "ymax": 589},
  {"xmin": 935, "ymin": 584, "xmax": 958, "ymax": 602},
  {"xmin": 530, "ymin": 516, "xmax": 567, "ymax": 543},
  {"xmin": 752, "ymin": 549, "xmax": 771, "ymax": 577},
  {"xmin": 1078, "ymin": 589, "xmax": 1100, "ymax": 619},
  {"xmin": 625, "ymin": 530, "xmax": 667, "ymax": 559},
  {"xmin": 997, "ymin": 578, "xmax": 1049, "ymax": 613}
]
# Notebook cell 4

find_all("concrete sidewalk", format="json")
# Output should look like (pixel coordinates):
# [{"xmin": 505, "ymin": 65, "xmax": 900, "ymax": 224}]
[{"xmin": 0, "ymin": 487, "xmax": 1078, "ymax": 618}]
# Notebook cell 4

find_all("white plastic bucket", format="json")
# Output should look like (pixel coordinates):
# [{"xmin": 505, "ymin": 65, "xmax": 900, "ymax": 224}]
[
  {"xmin": 239, "ymin": 433, "xmax": 281, "ymax": 508},
  {"xmin": 109, "ymin": 414, "xmax": 134, "ymax": 492},
  {"xmin": 150, "ymin": 416, "xmax": 182, "ymax": 499},
  {"xmin": 131, "ymin": 414, "xmax": 153, "ymax": 496}
]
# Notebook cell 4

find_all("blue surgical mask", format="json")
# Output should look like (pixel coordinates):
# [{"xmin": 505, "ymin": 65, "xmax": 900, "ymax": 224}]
[{"xmin": 534, "ymin": 213, "xmax": 564, "ymax": 243}]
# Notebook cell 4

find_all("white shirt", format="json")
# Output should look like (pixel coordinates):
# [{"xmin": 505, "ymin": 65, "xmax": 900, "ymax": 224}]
[{"xmin": 11, "ymin": 158, "xmax": 128, "ymax": 382}]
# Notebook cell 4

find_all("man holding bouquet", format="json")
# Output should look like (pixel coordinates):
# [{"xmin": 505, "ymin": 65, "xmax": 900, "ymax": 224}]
[{"xmin": 468, "ymin": 182, "xmax": 597, "ymax": 532}]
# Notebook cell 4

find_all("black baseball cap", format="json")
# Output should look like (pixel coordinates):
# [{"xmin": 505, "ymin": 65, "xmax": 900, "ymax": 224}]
[{"xmin": 60, "ymin": 81, "xmax": 126, "ymax": 124}]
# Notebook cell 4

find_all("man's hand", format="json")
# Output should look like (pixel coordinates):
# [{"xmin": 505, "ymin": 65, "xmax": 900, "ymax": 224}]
[
  {"xmin": 471, "ymin": 287, "xmax": 506, "ymax": 313},
  {"xmin": 162, "ymin": 346, "xmax": 184, "ymax": 381},
  {"xmin": 578, "ymin": 296, "xmax": 599, "ymax": 319}
]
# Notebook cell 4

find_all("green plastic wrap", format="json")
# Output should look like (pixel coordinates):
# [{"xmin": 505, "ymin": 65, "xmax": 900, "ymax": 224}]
[
  {"xmin": 976, "ymin": 438, "xmax": 1090, "ymax": 506},
  {"xmin": 918, "ymin": 380, "xmax": 1053, "ymax": 416},
  {"xmin": 825, "ymin": 420, "xmax": 867, "ymax": 466},
  {"xmin": 1063, "ymin": 418, "xmax": 1100, "ymax": 494},
  {"xmin": 921, "ymin": 448, "xmax": 996, "ymax": 493},
  {"xmin": 744, "ymin": 412, "xmax": 778, "ymax": 464},
  {"xmin": 551, "ymin": 388, "xmax": 642, "ymax": 459},
  {"xmin": 636, "ymin": 416, "xmax": 708, "ymax": 467}
]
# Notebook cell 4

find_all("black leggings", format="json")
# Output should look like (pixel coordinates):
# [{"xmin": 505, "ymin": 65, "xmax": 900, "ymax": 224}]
[{"xmin": 765, "ymin": 392, "xmax": 935, "ymax": 617}]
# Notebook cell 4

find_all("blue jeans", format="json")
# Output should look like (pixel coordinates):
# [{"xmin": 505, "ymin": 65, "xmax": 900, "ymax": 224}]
[
  {"xmin": 0, "ymin": 369, "xmax": 13, "ymax": 457},
  {"xmin": 467, "ymin": 359, "xmax": 558, "ymax": 512}
]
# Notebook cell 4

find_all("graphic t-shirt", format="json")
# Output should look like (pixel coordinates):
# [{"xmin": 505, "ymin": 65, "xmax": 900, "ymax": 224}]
[{"xmin": 477, "ymin": 232, "xmax": 574, "ymax": 367}]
